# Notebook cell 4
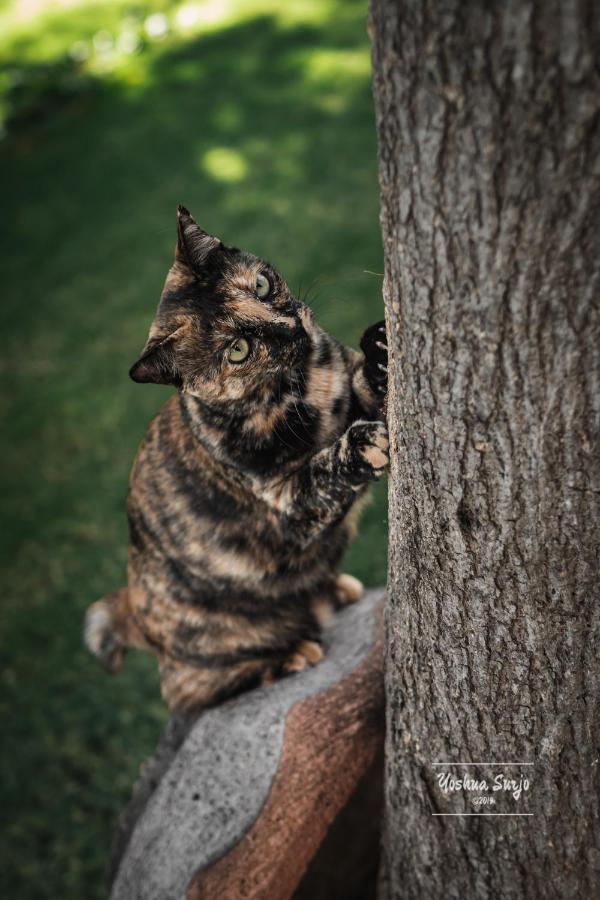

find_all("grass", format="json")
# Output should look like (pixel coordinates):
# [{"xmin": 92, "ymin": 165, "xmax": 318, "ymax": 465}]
[{"xmin": 0, "ymin": 1, "xmax": 386, "ymax": 896}]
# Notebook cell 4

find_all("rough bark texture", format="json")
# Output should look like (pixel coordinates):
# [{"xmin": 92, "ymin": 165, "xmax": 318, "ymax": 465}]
[{"xmin": 370, "ymin": 1, "xmax": 600, "ymax": 898}]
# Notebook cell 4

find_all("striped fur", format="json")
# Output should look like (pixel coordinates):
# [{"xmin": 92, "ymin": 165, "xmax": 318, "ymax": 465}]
[{"xmin": 84, "ymin": 207, "xmax": 388, "ymax": 713}]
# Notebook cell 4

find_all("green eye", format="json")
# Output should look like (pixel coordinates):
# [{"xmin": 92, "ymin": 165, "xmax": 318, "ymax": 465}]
[
  {"xmin": 228, "ymin": 337, "xmax": 250, "ymax": 363},
  {"xmin": 255, "ymin": 273, "xmax": 270, "ymax": 299}
]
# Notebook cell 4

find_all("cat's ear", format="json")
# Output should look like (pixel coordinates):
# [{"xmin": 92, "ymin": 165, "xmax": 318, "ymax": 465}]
[
  {"xmin": 129, "ymin": 326, "xmax": 186, "ymax": 386},
  {"xmin": 175, "ymin": 205, "xmax": 221, "ymax": 272}
]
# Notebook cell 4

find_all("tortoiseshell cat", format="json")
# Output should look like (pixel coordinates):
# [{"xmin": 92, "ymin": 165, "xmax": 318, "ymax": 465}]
[{"xmin": 84, "ymin": 206, "xmax": 388, "ymax": 713}]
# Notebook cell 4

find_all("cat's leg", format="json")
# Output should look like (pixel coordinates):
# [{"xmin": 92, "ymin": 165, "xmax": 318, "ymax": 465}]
[
  {"xmin": 160, "ymin": 639, "xmax": 325, "ymax": 712},
  {"xmin": 84, "ymin": 587, "xmax": 146, "ymax": 673},
  {"xmin": 155, "ymin": 598, "xmax": 325, "ymax": 711},
  {"xmin": 277, "ymin": 418, "xmax": 389, "ymax": 551},
  {"xmin": 159, "ymin": 659, "xmax": 221, "ymax": 712},
  {"xmin": 159, "ymin": 657, "xmax": 265, "ymax": 713}
]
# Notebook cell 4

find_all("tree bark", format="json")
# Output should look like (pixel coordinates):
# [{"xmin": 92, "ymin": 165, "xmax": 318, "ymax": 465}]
[{"xmin": 369, "ymin": 1, "xmax": 600, "ymax": 898}]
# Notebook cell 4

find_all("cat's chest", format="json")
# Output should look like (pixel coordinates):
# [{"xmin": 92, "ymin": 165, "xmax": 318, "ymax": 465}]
[{"xmin": 174, "ymin": 475, "xmax": 346, "ymax": 581}]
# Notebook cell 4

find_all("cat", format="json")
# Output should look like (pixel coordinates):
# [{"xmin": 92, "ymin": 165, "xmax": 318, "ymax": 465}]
[{"xmin": 84, "ymin": 206, "xmax": 388, "ymax": 713}]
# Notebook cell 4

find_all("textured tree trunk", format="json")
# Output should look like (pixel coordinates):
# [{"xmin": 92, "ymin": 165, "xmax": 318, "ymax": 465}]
[{"xmin": 369, "ymin": 1, "xmax": 600, "ymax": 898}]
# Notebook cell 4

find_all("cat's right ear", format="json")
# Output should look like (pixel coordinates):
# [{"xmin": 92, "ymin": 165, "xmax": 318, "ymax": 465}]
[
  {"xmin": 129, "ymin": 326, "xmax": 186, "ymax": 386},
  {"xmin": 175, "ymin": 205, "xmax": 222, "ymax": 273}
]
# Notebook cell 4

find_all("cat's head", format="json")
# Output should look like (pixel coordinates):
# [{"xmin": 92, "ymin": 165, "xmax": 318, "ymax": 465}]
[{"xmin": 130, "ymin": 206, "xmax": 316, "ymax": 405}]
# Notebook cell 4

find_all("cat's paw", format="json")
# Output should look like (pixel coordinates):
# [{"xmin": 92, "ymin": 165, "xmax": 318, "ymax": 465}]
[
  {"xmin": 261, "ymin": 640, "xmax": 323, "ymax": 687},
  {"xmin": 335, "ymin": 573, "xmax": 364, "ymax": 605},
  {"xmin": 282, "ymin": 640, "xmax": 324, "ymax": 674},
  {"xmin": 360, "ymin": 320, "xmax": 388, "ymax": 399},
  {"xmin": 341, "ymin": 419, "xmax": 389, "ymax": 485}
]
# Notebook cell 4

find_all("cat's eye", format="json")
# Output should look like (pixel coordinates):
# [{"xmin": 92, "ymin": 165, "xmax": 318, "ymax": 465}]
[
  {"xmin": 228, "ymin": 337, "xmax": 250, "ymax": 363},
  {"xmin": 255, "ymin": 273, "xmax": 271, "ymax": 299}
]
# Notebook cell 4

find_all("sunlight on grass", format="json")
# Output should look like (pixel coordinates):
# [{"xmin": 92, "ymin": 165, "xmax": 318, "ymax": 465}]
[
  {"xmin": 201, "ymin": 145, "xmax": 248, "ymax": 181},
  {"xmin": 299, "ymin": 47, "xmax": 372, "ymax": 83},
  {"xmin": 180, "ymin": 0, "xmax": 233, "ymax": 26},
  {"xmin": 0, "ymin": 0, "xmax": 358, "ymax": 67},
  {"xmin": 0, "ymin": 0, "xmax": 371, "ymax": 131}
]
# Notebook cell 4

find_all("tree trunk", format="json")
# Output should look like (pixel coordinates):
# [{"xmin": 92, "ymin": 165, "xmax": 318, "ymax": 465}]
[{"xmin": 369, "ymin": 1, "xmax": 600, "ymax": 898}]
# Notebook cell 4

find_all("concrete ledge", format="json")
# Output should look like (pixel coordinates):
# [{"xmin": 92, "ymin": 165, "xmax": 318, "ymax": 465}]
[{"xmin": 110, "ymin": 588, "xmax": 385, "ymax": 900}]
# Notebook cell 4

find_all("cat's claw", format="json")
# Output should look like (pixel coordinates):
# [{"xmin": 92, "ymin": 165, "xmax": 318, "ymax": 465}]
[{"xmin": 360, "ymin": 319, "xmax": 388, "ymax": 397}]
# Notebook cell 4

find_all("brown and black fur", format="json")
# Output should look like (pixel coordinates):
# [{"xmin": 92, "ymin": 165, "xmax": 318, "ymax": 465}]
[{"xmin": 84, "ymin": 206, "xmax": 388, "ymax": 713}]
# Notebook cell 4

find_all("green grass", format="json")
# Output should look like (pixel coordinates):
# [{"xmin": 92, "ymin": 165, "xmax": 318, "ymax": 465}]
[{"xmin": 0, "ymin": 1, "xmax": 386, "ymax": 896}]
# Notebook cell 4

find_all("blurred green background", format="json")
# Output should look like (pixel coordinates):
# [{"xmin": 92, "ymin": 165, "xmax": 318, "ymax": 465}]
[{"xmin": 0, "ymin": 0, "xmax": 385, "ymax": 896}]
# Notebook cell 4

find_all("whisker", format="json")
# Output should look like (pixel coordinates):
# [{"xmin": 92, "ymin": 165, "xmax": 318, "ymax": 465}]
[{"xmin": 272, "ymin": 420, "xmax": 297, "ymax": 454}]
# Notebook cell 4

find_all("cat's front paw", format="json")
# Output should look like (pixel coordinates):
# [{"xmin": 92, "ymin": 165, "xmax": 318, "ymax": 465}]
[
  {"xmin": 360, "ymin": 320, "xmax": 388, "ymax": 399},
  {"xmin": 341, "ymin": 419, "xmax": 389, "ymax": 485}
]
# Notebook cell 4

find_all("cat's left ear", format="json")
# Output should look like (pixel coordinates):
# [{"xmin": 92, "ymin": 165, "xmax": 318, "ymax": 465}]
[{"xmin": 175, "ymin": 205, "xmax": 222, "ymax": 273}]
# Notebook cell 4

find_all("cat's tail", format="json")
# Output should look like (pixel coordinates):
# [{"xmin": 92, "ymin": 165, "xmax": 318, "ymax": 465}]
[{"xmin": 84, "ymin": 588, "xmax": 130, "ymax": 673}]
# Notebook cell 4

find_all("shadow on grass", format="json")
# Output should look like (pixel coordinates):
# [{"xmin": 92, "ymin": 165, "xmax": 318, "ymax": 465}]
[{"xmin": 0, "ymin": 4, "xmax": 386, "ymax": 898}]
